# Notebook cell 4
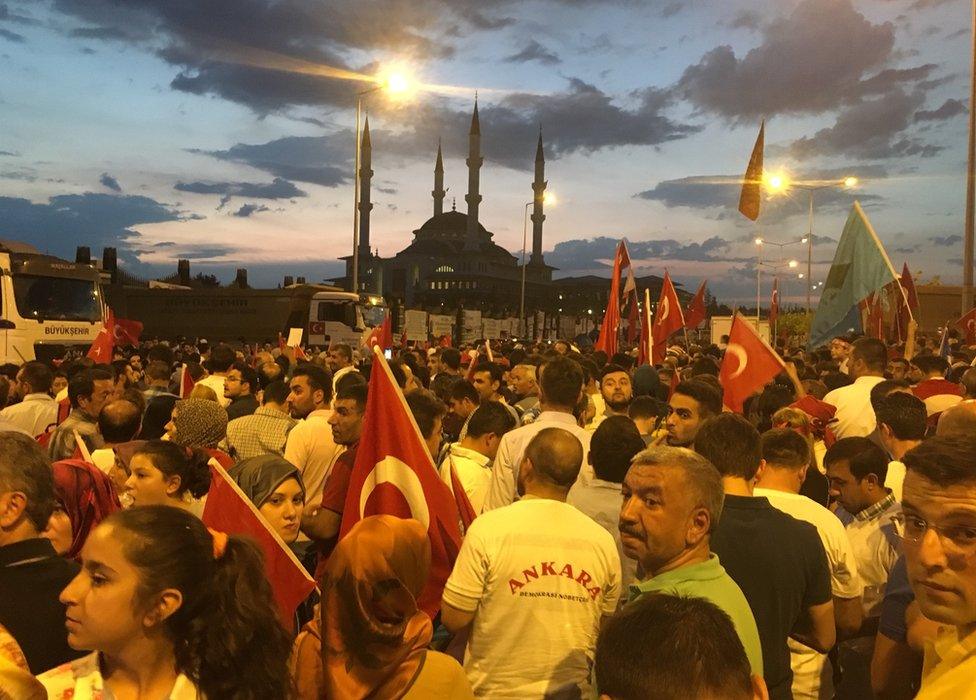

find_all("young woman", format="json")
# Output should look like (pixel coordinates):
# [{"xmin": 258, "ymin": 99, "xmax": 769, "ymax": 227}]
[
  {"xmin": 124, "ymin": 441, "xmax": 211, "ymax": 512},
  {"xmin": 228, "ymin": 455, "xmax": 305, "ymax": 546},
  {"xmin": 39, "ymin": 506, "xmax": 293, "ymax": 698},
  {"xmin": 44, "ymin": 460, "xmax": 120, "ymax": 559}
]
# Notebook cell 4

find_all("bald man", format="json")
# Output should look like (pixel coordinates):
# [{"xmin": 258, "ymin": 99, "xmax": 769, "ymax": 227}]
[
  {"xmin": 936, "ymin": 400, "xmax": 976, "ymax": 438},
  {"xmin": 91, "ymin": 399, "xmax": 144, "ymax": 490},
  {"xmin": 441, "ymin": 428, "xmax": 622, "ymax": 698}
]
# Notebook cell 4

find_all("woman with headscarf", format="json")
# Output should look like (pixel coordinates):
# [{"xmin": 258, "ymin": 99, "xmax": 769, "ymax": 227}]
[
  {"xmin": 43, "ymin": 460, "xmax": 121, "ymax": 560},
  {"xmin": 164, "ymin": 397, "xmax": 232, "ymax": 467},
  {"xmin": 291, "ymin": 515, "xmax": 473, "ymax": 699},
  {"xmin": 229, "ymin": 455, "xmax": 306, "ymax": 549}
]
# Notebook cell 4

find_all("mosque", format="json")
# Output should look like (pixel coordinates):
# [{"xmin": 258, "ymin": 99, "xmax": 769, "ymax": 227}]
[{"xmin": 335, "ymin": 101, "xmax": 557, "ymax": 318}]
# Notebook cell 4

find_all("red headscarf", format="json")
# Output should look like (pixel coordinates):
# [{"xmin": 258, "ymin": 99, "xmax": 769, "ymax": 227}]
[
  {"xmin": 51, "ymin": 460, "xmax": 121, "ymax": 560},
  {"xmin": 321, "ymin": 515, "xmax": 433, "ymax": 699}
]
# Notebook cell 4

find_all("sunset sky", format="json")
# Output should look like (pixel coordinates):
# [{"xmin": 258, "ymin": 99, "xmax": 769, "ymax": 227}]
[{"xmin": 0, "ymin": 0, "xmax": 969, "ymax": 304}]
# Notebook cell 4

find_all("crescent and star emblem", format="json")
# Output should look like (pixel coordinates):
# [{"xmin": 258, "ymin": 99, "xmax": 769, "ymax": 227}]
[
  {"xmin": 727, "ymin": 343, "xmax": 748, "ymax": 379},
  {"xmin": 358, "ymin": 455, "xmax": 431, "ymax": 529}
]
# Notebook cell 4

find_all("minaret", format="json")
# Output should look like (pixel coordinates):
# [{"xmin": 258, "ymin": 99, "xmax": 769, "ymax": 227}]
[
  {"xmin": 432, "ymin": 139, "xmax": 446, "ymax": 217},
  {"xmin": 358, "ymin": 116, "xmax": 373, "ymax": 259},
  {"xmin": 464, "ymin": 98, "xmax": 483, "ymax": 252},
  {"xmin": 529, "ymin": 128, "xmax": 547, "ymax": 266}
]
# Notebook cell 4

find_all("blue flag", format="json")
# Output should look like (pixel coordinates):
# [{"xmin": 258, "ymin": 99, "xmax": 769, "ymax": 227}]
[{"xmin": 808, "ymin": 202, "xmax": 900, "ymax": 348}]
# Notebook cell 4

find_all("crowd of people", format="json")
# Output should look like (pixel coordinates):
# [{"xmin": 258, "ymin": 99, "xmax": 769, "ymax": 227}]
[{"xmin": 0, "ymin": 327, "xmax": 975, "ymax": 699}]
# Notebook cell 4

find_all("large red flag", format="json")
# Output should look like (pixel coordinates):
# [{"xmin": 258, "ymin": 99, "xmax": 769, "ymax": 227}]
[
  {"xmin": 858, "ymin": 292, "xmax": 885, "ymax": 340},
  {"xmin": 719, "ymin": 313, "xmax": 786, "ymax": 413},
  {"xmin": 340, "ymin": 346, "xmax": 469, "ymax": 618},
  {"xmin": 652, "ymin": 271, "xmax": 685, "ymax": 364},
  {"xmin": 769, "ymin": 278, "xmax": 780, "ymax": 332},
  {"xmin": 955, "ymin": 307, "xmax": 976, "ymax": 345},
  {"xmin": 363, "ymin": 314, "xmax": 393, "ymax": 351},
  {"xmin": 684, "ymin": 280, "xmax": 707, "ymax": 330},
  {"xmin": 87, "ymin": 311, "xmax": 115, "ymax": 362},
  {"xmin": 202, "ymin": 460, "xmax": 316, "ymax": 626},
  {"xmin": 738, "ymin": 120, "xmax": 764, "ymax": 221},
  {"xmin": 594, "ymin": 241, "xmax": 626, "ymax": 358},
  {"xmin": 622, "ymin": 250, "xmax": 639, "ymax": 344}
]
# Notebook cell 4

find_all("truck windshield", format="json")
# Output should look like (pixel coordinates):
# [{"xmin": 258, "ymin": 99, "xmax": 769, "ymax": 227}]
[
  {"xmin": 360, "ymin": 303, "xmax": 387, "ymax": 328},
  {"xmin": 12, "ymin": 275, "xmax": 101, "ymax": 322}
]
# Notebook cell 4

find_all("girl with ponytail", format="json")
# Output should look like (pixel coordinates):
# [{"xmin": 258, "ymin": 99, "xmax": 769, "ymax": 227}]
[{"xmin": 39, "ymin": 506, "xmax": 293, "ymax": 698}]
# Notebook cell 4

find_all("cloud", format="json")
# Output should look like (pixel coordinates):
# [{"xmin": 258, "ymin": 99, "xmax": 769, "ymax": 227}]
[
  {"xmin": 915, "ymin": 98, "xmax": 967, "ymax": 122},
  {"xmin": 505, "ymin": 40, "xmax": 560, "ymax": 65},
  {"xmin": 99, "ymin": 172, "xmax": 122, "ymax": 192},
  {"xmin": 676, "ymin": 0, "xmax": 927, "ymax": 120},
  {"xmin": 0, "ymin": 150, "xmax": 17, "ymax": 156},
  {"xmin": 232, "ymin": 203, "xmax": 269, "ymax": 217},
  {"xmin": 930, "ymin": 234, "xmax": 962, "ymax": 247},
  {"xmin": 69, "ymin": 26, "xmax": 133, "ymax": 41},
  {"xmin": 543, "ymin": 235, "xmax": 742, "ymax": 272},
  {"xmin": 174, "ymin": 177, "xmax": 307, "ymax": 199},
  {"xmin": 0, "ymin": 27, "xmax": 24, "ymax": 42},
  {"xmin": 0, "ymin": 192, "xmax": 187, "ymax": 263},
  {"xmin": 191, "ymin": 139, "xmax": 349, "ymax": 188},
  {"xmin": 787, "ymin": 89, "xmax": 941, "ymax": 159},
  {"xmin": 727, "ymin": 9, "xmax": 762, "ymax": 31}
]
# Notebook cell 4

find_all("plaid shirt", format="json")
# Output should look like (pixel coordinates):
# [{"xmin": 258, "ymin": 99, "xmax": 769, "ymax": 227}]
[
  {"xmin": 223, "ymin": 405, "xmax": 298, "ymax": 461},
  {"xmin": 854, "ymin": 492, "xmax": 897, "ymax": 523}
]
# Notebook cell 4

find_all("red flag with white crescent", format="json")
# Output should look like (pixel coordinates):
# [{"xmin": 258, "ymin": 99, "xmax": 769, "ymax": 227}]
[
  {"xmin": 86, "ymin": 311, "xmax": 115, "ymax": 363},
  {"xmin": 955, "ymin": 307, "xmax": 976, "ymax": 345},
  {"xmin": 113, "ymin": 315, "xmax": 143, "ymax": 346},
  {"xmin": 339, "ymin": 346, "xmax": 469, "ymax": 618},
  {"xmin": 201, "ymin": 460, "xmax": 316, "ymax": 626},
  {"xmin": 594, "ymin": 241, "xmax": 626, "ymax": 358},
  {"xmin": 652, "ymin": 271, "xmax": 685, "ymax": 364},
  {"xmin": 638, "ymin": 289, "xmax": 652, "ymax": 366},
  {"xmin": 684, "ymin": 280, "xmax": 708, "ymax": 330},
  {"xmin": 719, "ymin": 313, "xmax": 786, "ymax": 413},
  {"xmin": 896, "ymin": 263, "xmax": 919, "ymax": 342}
]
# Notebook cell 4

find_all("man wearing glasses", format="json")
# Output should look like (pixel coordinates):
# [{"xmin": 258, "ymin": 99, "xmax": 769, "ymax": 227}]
[{"xmin": 899, "ymin": 435, "xmax": 976, "ymax": 698}]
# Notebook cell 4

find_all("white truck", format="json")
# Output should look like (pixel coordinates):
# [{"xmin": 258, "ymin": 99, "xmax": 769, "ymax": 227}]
[{"xmin": 0, "ymin": 241, "xmax": 106, "ymax": 364}]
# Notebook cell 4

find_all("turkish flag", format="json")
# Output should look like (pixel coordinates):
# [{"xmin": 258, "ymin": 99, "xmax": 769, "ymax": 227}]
[
  {"xmin": 340, "ymin": 347, "xmax": 470, "ymax": 618},
  {"xmin": 719, "ymin": 313, "xmax": 786, "ymax": 413},
  {"xmin": 364, "ymin": 314, "xmax": 393, "ymax": 351},
  {"xmin": 896, "ymin": 263, "xmax": 919, "ymax": 342},
  {"xmin": 594, "ymin": 241, "xmax": 627, "ymax": 358},
  {"xmin": 201, "ymin": 460, "xmax": 316, "ymax": 626},
  {"xmin": 86, "ymin": 313, "xmax": 115, "ymax": 363},
  {"xmin": 652, "ymin": 271, "xmax": 685, "ymax": 364},
  {"xmin": 684, "ymin": 280, "xmax": 707, "ymax": 330},
  {"xmin": 955, "ymin": 307, "xmax": 976, "ymax": 345},
  {"xmin": 178, "ymin": 363, "xmax": 196, "ymax": 399},
  {"xmin": 113, "ymin": 316, "xmax": 143, "ymax": 346},
  {"xmin": 769, "ymin": 278, "xmax": 780, "ymax": 332},
  {"xmin": 858, "ymin": 292, "xmax": 884, "ymax": 340}
]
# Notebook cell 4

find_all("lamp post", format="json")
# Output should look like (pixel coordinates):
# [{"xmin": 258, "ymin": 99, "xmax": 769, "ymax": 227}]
[{"xmin": 756, "ymin": 237, "xmax": 802, "ymax": 323}]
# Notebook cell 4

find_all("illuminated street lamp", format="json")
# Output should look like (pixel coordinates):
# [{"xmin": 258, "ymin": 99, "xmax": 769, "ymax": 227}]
[{"xmin": 351, "ymin": 68, "xmax": 416, "ymax": 294}]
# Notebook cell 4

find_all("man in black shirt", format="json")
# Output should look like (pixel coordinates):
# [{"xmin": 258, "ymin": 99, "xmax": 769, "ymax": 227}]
[
  {"xmin": 0, "ymin": 432, "xmax": 84, "ymax": 674},
  {"xmin": 696, "ymin": 413, "xmax": 835, "ymax": 700}
]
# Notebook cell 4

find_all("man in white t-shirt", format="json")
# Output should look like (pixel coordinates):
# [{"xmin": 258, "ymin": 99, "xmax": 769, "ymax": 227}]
[
  {"xmin": 823, "ymin": 338, "xmax": 887, "ymax": 438},
  {"xmin": 755, "ymin": 428, "xmax": 864, "ymax": 700},
  {"xmin": 195, "ymin": 343, "xmax": 235, "ymax": 408},
  {"xmin": 441, "ymin": 427, "xmax": 621, "ymax": 698},
  {"xmin": 438, "ymin": 401, "xmax": 516, "ymax": 513},
  {"xmin": 482, "ymin": 356, "xmax": 591, "ymax": 511}
]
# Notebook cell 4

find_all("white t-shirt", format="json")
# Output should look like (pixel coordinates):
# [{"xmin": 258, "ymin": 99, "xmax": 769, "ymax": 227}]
[
  {"xmin": 755, "ymin": 487, "xmax": 865, "ymax": 700},
  {"xmin": 823, "ymin": 376, "xmax": 886, "ymax": 438},
  {"xmin": 438, "ymin": 443, "xmax": 492, "ymax": 514},
  {"xmin": 443, "ymin": 497, "xmax": 621, "ymax": 698},
  {"xmin": 196, "ymin": 374, "xmax": 230, "ymax": 408}
]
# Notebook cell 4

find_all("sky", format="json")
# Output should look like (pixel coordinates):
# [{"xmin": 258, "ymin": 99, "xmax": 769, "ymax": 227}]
[{"xmin": 0, "ymin": 0, "xmax": 970, "ymax": 305}]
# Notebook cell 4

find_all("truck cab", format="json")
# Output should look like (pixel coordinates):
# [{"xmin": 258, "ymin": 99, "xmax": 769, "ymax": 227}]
[
  {"xmin": 306, "ymin": 290, "xmax": 388, "ymax": 348},
  {"xmin": 0, "ymin": 242, "xmax": 105, "ymax": 363}
]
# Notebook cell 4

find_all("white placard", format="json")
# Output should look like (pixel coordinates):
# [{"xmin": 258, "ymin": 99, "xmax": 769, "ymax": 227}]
[
  {"xmin": 287, "ymin": 327, "xmax": 304, "ymax": 347},
  {"xmin": 430, "ymin": 314, "xmax": 454, "ymax": 339},
  {"xmin": 462, "ymin": 310, "xmax": 482, "ymax": 343},
  {"xmin": 482, "ymin": 317, "xmax": 502, "ymax": 340},
  {"xmin": 404, "ymin": 310, "xmax": 429, "ymax": 342}
]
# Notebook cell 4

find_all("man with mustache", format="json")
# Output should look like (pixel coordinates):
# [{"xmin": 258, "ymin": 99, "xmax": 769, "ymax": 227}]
[
  {"xmin": 900, "ymin": 435, "xmax": 976, "ymax": 697},
  {"xmin": 620, "ymin": 445, "xmax": 763, "ymax": 678}
]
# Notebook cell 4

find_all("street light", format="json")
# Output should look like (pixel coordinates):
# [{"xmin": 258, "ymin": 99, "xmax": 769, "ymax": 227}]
[
  {"xmin": 519, "ymin": 192, "xmax": 556, "ymax": 337},
  {"xmin": 763, "ymin": 173, "xmax": 859, "ymax": 316},
  {"xmin": 350, "ymin": 68, "xmax": 416, "ymax": 294},
  {"xmin": 755, "ymin": 237, "xmax": 804, "ymax": 323}
]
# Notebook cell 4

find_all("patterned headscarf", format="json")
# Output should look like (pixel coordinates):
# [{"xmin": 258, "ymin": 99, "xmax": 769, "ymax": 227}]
[
  {"xmin": 321, "ymin": 515, "xmax": 433, "ymax": 699},
  {"xmin": 171, "ymin": 398, "xmax": 228, "ymax": 449},
  {"xmin": 51, "ymin": 460, "xmax": 121, "ymax": 560}
]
